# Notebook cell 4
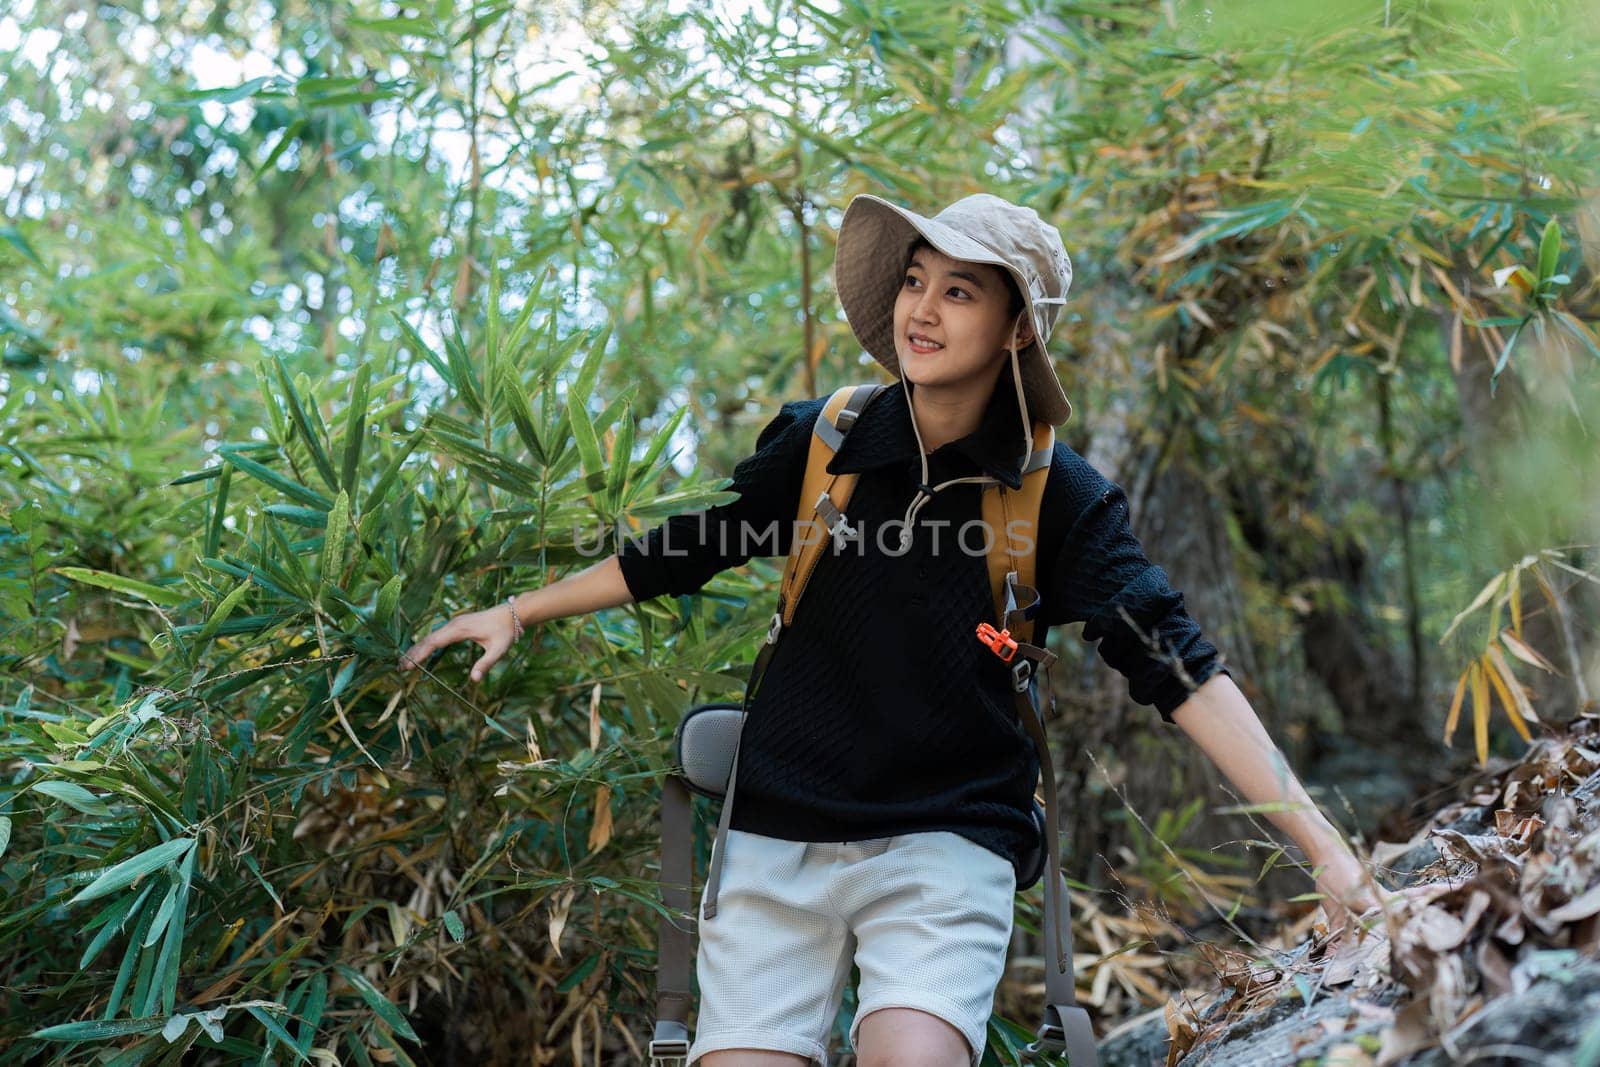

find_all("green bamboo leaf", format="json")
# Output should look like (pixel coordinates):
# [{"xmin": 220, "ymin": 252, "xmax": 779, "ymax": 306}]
[
  {"xmin": 568, "ymin": 322, "xmax": 611, "ymax": 410},
  {"xmin": 1537, "ymin": 217, "xmax": 1561, "ymax": 285},
  {"xmin": 335, "ymin": 964, "xmax": 420, "ymax": 1042},
  {"xmin": 142, "ymin": 879, "xmax": 179, "ymax": 947},
  {"xmin": 322, "ymin": 489, "xmax": 351, "ymax": 592},
  {"xmin": 441, "ymin": 318, "xmax": 484, "ymax": 415},
  {"xmin": 197, "ymin": 579, "xmax": 253, "ymax": 645},
  {"xmin": 163, "ymin": 75, "xmax": 283, "ymax": 106},
  {"xmin": 273, "ymin": 355, "xmax": 341, "ymax": 493},
  {"xmin": 605, "ymin": 401, "xmax": 634, "ymax": 511},
  {"xmin": 497, "ymin": 364, "xmax": 547, "ymax": 467},
  {"xmin": 43, "ymin": 720, "xmax": 88, "ymax": 746},
  {"xmin": 443, "ymin": 910, "xmax": 465, "ymax": 943},
  {"xmin": 0, "ymin": 815, "xmax": 9, "ymax": 859},
  {"xmin": 32, "ymin": 779, "xmax": 114, "ymax": 816},
  {"xmin": 264, "ymin": 514, "xmax": 313, "ymax": 595},
  {"xmin": 365, "ymin": 426, "xmax": 426, "ymax": 515},
  {"xmin": 0, "ymin": 223, "xmax": 45, "ymax": 268},
  {"xmin": 342, "ymin": 363, "xmax": 372, "ymax": 495},
  {"xmin": 375, "ymin": 575, "xmax": 403, "ymax": 626},
  {"xmin": 79, "ymin": 885, "xmax": 148, "ymax": 969},
  {"xmin": 1554, "ymin": 311, "xmax": 1600, "ymax": 362},
  {"xmin": 54, "ymin": 566, "xmax": 187, "ymax": 607},
  {"xmin": 633, "ymin": 404, "xmax": 689, "ymax": 476},
  {"xmin": 501, "ymin": 266, "xmax": 551, "ymax": 360},
  {"xmin": 31, "ymin": 1018, "xmax": 167, "ymax": 1041},
  {"xmin": 485, "ymin": 260, "xmax": 502, "ymax": 381},
  {"xmin": 105, "ymin": 897, "xmax": 155, "ymax": 1018},
  {"xmin": 129, "ymin": 914, "xmax": 159, "ymax": 1017},
  {"xmin": 368, "ymin": 395, "xmax": 410, "ymax": 425},
  {"xmin": 424, "ymin": 428, "xmax": 543, "ymax": 494},
  {"xmin": 247, "ymin": 1005, "xmax": 312, "ymax": 1063},
  {"xmin": 150, "ymin": 845, "xmax": 196, "ymax": 1017},
  {"xmin": 264, "ymin": 504, "xmax": 331, "ymax": 528},
  {"xmin": 255, "ymin": 360, "xmax": 288, "ymax": 443},
  {"xmin": 218, "ymin": 447, "xmax": 334, "ymax": 510},
  {"xmin": 627, "ymin": 484, "xmax": 739, "ymax": 520},
  {"xmin": 207, "ymin": 555, "xmax": 299, "ymax": 602},
  {"xmin": 1491, "ymin": 316, "xmax": 1528, "ymax": 389},
  {"xmin": 205, "ymin": 463, "xmax": 232, "ymax": 558},
  {"xmin": 392, "ymin": 313, "xmax": 455, "ymax": 389},
  {"xmin": 68, "ymin": 836, "xmax": 195, "ymax": 905},
  {"xmin": 565, "ymin": 392, "xmax": 605, "ymax": 480},
  {"xmin": 297, "ymin": 972, "xmax": 329, "ymax": 1053},
  {"xmin": 258, "ymin": 116, "xmax": 307, "ymax": 175},
  {"xmin": 330, "ymin": 656, "xmax": 358, "ymax": 700}
]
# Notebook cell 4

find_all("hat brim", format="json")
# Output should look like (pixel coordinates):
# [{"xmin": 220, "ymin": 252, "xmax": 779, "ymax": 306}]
[{"xmin": 833, "ymin": 193, "xmax": 1073, "ymax": 426}]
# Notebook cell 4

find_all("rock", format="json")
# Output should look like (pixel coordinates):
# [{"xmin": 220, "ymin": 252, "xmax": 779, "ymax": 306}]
[
  {"xmin": 1178, "ymin": 986, "xmax": 1404, "ymax": 1067},
  {"xmin": 1405, "ymin": 957, "xmax": 1600, "ymax": 1066}
]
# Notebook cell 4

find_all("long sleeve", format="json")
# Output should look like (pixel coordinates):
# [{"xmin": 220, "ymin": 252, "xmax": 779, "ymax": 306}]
[
  {"xmin": 616, "ymin": 396, "xmax": 825, "ymax": 603},
  {"xmin": 1039, "ymin": 456, "xmax": 1230, "ymax": 721}
]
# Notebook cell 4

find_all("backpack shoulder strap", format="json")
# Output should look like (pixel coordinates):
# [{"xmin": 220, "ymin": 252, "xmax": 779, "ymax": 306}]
[
  {"xmin": 979, "ymin": 420, "xmax": 1055, "ymax": 646},
  {"xmin": 776, "ymin": 383, "xmax": 884, "ymax": 628},
  {"xmin": 975, "ymin": 425, "xmax": 1098, "ymax": 1065}
]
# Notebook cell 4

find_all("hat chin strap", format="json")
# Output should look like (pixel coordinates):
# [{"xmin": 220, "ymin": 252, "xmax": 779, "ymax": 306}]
[
  {"xmin": 895, "ymin": 313, "xmax": 1034, "ymax": 552},
  {"xmin": 1007, "ymin": 313, "xmax": 1033, "ymax": 463}
]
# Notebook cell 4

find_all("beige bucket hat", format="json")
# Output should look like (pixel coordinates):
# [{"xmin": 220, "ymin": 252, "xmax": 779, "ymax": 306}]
[{"xmin": 834, "ymin": 191, "xmax": 1075, "ymax": 426}]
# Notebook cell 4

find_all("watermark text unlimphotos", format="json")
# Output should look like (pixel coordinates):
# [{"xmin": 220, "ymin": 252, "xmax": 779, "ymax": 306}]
[{"xmin": 567, "ymin": 516, "xmax": 1037, "ymax": 558}]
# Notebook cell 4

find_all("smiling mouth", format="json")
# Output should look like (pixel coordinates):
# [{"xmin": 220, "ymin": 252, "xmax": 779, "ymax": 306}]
[{"xmin": 907, "ymin": 335, "xmax": 944, "ymax": 351}]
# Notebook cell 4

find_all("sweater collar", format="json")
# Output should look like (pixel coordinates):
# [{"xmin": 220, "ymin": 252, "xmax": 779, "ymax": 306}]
[{"xmin": 825, "ymin": 365, "xmax": 1029, "ymax": 490}]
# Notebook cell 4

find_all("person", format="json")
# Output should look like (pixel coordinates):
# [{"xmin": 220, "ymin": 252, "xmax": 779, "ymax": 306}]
[{"xmin": 399, "ymin": 193, "xmax": 1392, "ymax": 1067}]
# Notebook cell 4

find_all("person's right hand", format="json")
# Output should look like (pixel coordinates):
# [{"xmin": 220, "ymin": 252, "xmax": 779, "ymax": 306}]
[{"xmin": 397, "ymin": 604, "xmax": 519, "ymax": 683}]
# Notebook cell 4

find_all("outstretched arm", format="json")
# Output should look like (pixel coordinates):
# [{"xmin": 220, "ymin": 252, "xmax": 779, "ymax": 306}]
[
  {"xmin": 1170, "ymin": 671, "xmax": 1381, "ymax": 930},
  {"xmin": 398, "ymin": 556, "xmax": 637, "ymax": 682}
]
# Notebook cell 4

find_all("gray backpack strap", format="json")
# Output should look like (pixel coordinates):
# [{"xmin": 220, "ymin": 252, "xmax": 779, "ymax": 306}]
[
  {"xmin": 1001, "ymin": 572, "xmax": 1097, "ymax": 1066},
  {"xmin": 651, "ymin": 774, "xmax": 694, "ymax": 1065}
]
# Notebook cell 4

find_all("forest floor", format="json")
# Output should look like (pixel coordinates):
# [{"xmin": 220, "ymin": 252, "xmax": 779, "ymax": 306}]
[{"xmin": 1097, "ymin": 710, "xmax": 1600, "ymax": 1066}]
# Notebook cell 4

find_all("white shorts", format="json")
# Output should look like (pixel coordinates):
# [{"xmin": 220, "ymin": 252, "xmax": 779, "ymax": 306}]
[{"xmin": 687, "ymin": 827, "xmax": 1016, "ymax": 1067}]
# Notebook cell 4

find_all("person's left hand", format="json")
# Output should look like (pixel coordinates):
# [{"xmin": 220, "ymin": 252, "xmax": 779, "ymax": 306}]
[
  {"xmin": 1313, "ymin": 851, "xmax": 1435, "ymax": 943},
  {"xmin": 1315, "ymin": 853, "xmax": 1382, "ymax": 940}
]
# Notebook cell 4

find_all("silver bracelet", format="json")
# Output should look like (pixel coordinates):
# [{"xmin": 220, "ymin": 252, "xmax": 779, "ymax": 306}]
[{"xmin": 506, "ymin": 596, "xmax": 525, "ymax": 642}]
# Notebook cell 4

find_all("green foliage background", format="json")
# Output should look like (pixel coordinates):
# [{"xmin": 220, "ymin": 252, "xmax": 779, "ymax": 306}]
[{"xmin": 2, "ymin": 0, "xmax": 1597, "ymax": 1062}]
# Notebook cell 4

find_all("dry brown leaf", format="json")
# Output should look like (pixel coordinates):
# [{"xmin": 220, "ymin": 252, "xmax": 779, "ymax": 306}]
[
  {"xmin": 1475, "ymin": 937, "xmax": 1514, "ymax": 998},
  {"xmin": 1324, "ymin": 925, "xmax": 1391, "ymax": 987},
  {"xmin": 1417, "ymin": 907, "xmax": 1470, "ymax": 953},
  {"xmin": 1163, "ymin": 997, "xmax": 1201, "ymax": 1067},
  {"xmin": 1546, "ymin": 883, "xmax": 1600, "ymax": 923},
  {"xmin": 588, "ymin": 681, "xmax": 602, "ymax": 751},
  {"xmin": 1377, "ymin": 996, "xmax": 1438, "ymax": 1066},
  {"xmin": 548, "ymin": 886, "xmax": 576, "ymax": 959},
  {"xmin": 1443, "ymin": 668, "xmax": 1468, "ymax": 744},
  {"xmin": 1489, "ymin": 643, "xmax": 1541, "ymax": 724},
  {"xmin": 587, "ymin": 783, "xmax": 613, "ymax": 854},
  {"xmin": 526, "ymin": 718, "xmax": 543, "ymax": 763},
  {"xmin": 1499, "ymin": 627, "xmax": 1558, "ymax": 673},
  {"xmin": 1481, "ymin": 647, "xmax": 1534, "ymax": 742}
]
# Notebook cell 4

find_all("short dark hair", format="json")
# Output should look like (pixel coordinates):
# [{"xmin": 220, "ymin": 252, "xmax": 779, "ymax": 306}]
[{"xmin": 906, "ymin": 235, "xmax": 1026, "ymax": 318}]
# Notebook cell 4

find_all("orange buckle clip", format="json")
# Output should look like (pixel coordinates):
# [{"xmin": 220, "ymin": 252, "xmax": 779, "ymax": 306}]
[{"xmin": 975, "ymin": 622, "xmax": 1018, "ymax": 663}]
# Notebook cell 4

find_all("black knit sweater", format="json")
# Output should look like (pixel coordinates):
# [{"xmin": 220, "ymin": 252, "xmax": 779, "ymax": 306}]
[{"xmin": 616, "ymin": 369, "xmax": 1230, "ymax": 882}]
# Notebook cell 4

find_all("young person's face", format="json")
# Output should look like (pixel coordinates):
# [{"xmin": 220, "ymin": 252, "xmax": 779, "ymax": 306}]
[{"xmin": 893, "ymin": 242, "xmax": 1033, "ymax": 398}]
